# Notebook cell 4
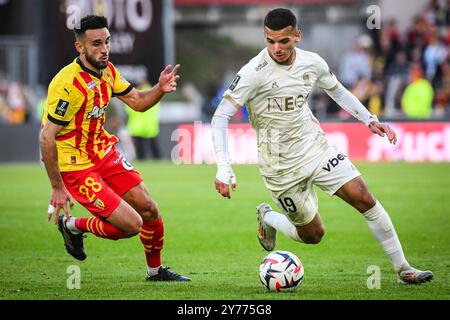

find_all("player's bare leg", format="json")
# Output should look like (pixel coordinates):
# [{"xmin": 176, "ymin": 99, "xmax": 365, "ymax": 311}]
[
  {"xmin": 104, "ymin": 200, "xmax": 143, "ymax": 236},
  {"xmin": 257, "ymin": 203, "xmax": 325, "ymax": 251},
  {"xmin": 122, "ymin": 182, "xmax": 191, "ymax": 282},
  {"xmin": 335, "ymin": 176, "xmax": 433, "ymax": 284},
  {"xmin": 295, "ymin": 213, "xmax": 325, "ymax": 244},
  {"xmin": 58, "ymin": 199, "xmax": 141, "ymax": 260}
]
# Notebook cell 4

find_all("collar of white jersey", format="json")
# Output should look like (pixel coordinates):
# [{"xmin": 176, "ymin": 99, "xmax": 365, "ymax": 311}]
[{"xmin": 264, "ymin": 47, "xmax": 299, "ymax": 70}]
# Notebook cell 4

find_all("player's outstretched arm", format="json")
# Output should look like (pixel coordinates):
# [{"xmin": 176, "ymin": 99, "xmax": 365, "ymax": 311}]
[
  {"xmin": 118, "ymin": 64, "xmax": 180, "ymax": 112},
  {"xmin": 211, "ymin": 96, "xmax": 239, "ymax": 199},
  {"xmin": 39, "ymin": 121, "xmax": 74, "ymax": 223},
  {"xmin": 324, "ymin": 82, "xmax": 397, "ymax": 144}
]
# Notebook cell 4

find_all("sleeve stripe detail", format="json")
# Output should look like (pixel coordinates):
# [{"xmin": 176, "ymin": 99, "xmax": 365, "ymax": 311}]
[
  {"xmin": 223, "ymin": 94, "xmax": 242, "ymax": 109},
  {"xmin": 114, "ymin": 84, "xmax": 134, "ymax": 96},
  {"xmin": 108, "ymin": 63, "xmax": 116, "ymax": 80},
  {"xmin": 326, "ymin": 82, "xmax": 340, "ymax": 91},
  {"xmin": 47, "ymin": 114, "xmax": 70, "ymax": 126}
]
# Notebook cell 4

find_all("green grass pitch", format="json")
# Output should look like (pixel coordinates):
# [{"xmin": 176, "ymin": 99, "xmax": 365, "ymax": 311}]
[{"xmin": 0, "ymin": 161, "xmax": 449, "ymax": 300}]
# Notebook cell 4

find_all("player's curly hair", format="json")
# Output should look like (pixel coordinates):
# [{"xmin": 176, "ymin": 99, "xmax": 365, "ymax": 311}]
[
  {"xmin": 264, "ymin": 8, "xmax": 298, "ymax": 30},
  {"xmin": 74, "ymin": 15, "xmax": 108, "ymax": 39}
]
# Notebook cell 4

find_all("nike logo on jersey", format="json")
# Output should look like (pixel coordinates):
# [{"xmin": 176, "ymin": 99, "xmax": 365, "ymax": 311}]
[{"xmin": 322, "ymin": 153, "xmax": 346, "ymax": 172}]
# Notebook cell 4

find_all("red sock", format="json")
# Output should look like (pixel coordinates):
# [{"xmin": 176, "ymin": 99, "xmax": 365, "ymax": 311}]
[
  {"xmin": 140, "ymin": 217, "xmax": 164, "ymax": 268},
  {"xmin": 75, "ymin": 217, "xmax": 126, "ymax": 240}
]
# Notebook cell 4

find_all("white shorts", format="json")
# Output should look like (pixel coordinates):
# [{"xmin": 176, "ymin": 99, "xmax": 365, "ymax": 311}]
[{"xmin": 263, "ymin": 147, "xmax": 361, "ymax": 226}]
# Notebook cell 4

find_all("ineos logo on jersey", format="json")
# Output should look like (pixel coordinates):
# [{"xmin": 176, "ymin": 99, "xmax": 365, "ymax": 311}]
[
  {"xmin": 267, "ymin": 94, "xmax": 310, "ymax": 112},
  {"xmin": 87, "ymin": 105, "xmax": 107, "ymax": 119},
  {"xmin": 322, "ymin": 153, "xmax": 347, "ymax": 172}
]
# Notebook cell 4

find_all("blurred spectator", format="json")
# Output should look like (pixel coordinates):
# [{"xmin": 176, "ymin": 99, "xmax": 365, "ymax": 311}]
[
  {"xmin": 351, "ymin": 77, "xmax": 372, "ymax": 106},
  {"xmin": 126, "ymin": 80, "xmax": 162, "ymax": 160},
  {"xmin": 406, "ymin": 15, "xmax": 432, "ymax": 60},
  {"xmin": 6, "ymin": 82, "xmax": 27, "ymax": 124},
  {"xmin": 201, "ymin": 80, "xmax": 221, "ymax": 122},
  {"xmin": 423, "ymin": 33, "xmax": 447, "ymax": 83},
  {"xmin": 379, "ymin": 18, "xmax": 402, "ymax": 72},
  {"xmin": 367, "ymin": 80, "xmax": 384, "ymax": 116},
  {"xmin": 0, "ymin": 77, "xmax": 43, "ymax": 125},
  {"xmin": 434, "ymin": 59, "xmax": 450, "ymax": 116},
  {"xmin": 401, "ymin": 64, "xmax": 434, "ymax": 118},
  {"xmin": 105, "ymin": 97, "xmax": 136, "ymax": 162},
  {"xmin": 384, "ymin": 51, "xmax": 410, "ymax": 117},
  {"xmin": 338, "ymin": 38, "xmax": 372, "ymax": 88}
]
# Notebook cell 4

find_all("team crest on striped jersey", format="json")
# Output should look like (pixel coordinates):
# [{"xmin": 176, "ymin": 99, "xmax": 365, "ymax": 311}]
[
  {"xmin": 86, "ymin": 80, "xmax": 98, "ymax": 90},
  {"xmin": 93, "ymin": 198, "xmax": 105, "ymax": 210}
]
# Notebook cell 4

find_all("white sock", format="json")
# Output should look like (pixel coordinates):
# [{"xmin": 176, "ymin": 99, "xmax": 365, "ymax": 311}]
[
  {"xmin": 147, "ymin": 266, "xmax": 162, "ymax": 276},
  {"xmin": 263, "ymin": 210, "xmax": 303, "ymax": 242},
  {"xmin": 65, "ymin": 217, "xmax": 81, "ymax": 234},
  {"xmin": 363, "ymin": 201, "xmax": 410, "ymax": 273}
]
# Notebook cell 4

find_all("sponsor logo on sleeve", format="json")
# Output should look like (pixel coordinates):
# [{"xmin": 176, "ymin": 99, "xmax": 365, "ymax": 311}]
[
  {"xmin": 229, "ymin": 75, "xmax": 241, "ymax": 91},
  {"xmin": 55, "ymin": 99, "xmax": 69, "ymax": 117},
  {"xmin": 255, "ymin": 60, "xmax": 268, "ymax": 72}
]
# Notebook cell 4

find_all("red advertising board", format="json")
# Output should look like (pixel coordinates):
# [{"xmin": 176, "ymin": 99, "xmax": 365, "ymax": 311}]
[{"xmin": 172, "ymin": 122, "xmax": 450, "ymax": 164}]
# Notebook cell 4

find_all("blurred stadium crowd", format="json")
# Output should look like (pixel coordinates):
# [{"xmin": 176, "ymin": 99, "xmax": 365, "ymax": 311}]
[
  {"xmin": 324, "ymin": 0, "xmax": 450, "ymax": 120},
  {"xmin": 0, "ymin": 0, "xmax": 449, "ymax": 126}
]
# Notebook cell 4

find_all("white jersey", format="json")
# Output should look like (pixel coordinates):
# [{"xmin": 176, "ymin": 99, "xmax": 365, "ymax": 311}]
[{"xmin": 224, "ymin": 47, "xmax": 338, "ymax": 177}]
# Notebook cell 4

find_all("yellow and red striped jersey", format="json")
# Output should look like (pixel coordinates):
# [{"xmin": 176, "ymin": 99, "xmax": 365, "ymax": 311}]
[{"xmin": 42, "ymin": 57, "xmax": 133, "ymax": 172}]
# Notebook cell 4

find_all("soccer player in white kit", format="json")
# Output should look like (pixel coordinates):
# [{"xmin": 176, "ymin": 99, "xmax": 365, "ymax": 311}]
[{"xmin": 211, "ymin": 8, "xmax": 432, "ymax": 284}]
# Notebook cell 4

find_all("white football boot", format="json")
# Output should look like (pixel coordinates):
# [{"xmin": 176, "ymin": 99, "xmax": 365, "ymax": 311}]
[
  {"xmin": 397, "ymin": 267, "xmax": 433, "ymax": 285},
  {"xmin": 256, "ymin": 203, "xmax": 276, "ymax": 251}
]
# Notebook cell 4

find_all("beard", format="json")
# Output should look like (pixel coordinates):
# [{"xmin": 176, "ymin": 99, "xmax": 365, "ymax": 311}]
[{"xmin": 85, "ymin": 52, "xmax": 108, "ymax": 70}]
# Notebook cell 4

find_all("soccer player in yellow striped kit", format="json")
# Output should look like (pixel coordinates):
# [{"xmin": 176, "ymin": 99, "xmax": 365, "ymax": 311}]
[{"xmin": 40, "ymin": 15, "xmax": 190, "ymax": 282}]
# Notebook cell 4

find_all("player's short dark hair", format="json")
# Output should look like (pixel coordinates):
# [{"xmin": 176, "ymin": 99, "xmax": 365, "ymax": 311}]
[
  {"xmin": 74, "ymin": 15, "xmax": 108, "ymax": 39},
  {"xmin": 264, "ymin": 8, "xmax": 298, "ymax": 30}
]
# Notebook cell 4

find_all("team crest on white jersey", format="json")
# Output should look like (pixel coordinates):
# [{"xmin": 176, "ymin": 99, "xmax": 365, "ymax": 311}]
[{"xmin": 302, "ymin": 74, "xmax": 311, "ymax": 85}]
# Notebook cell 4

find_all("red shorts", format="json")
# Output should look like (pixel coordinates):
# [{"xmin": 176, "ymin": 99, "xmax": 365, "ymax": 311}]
[{"xmin": 61, "ymin": 148, "xmax": 143, "ymax": 219}]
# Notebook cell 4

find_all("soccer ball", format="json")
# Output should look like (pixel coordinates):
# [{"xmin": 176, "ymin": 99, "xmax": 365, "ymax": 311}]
[{"xmin": 259, "ymin": 250, "xmax": 304, "ymax": 292}]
